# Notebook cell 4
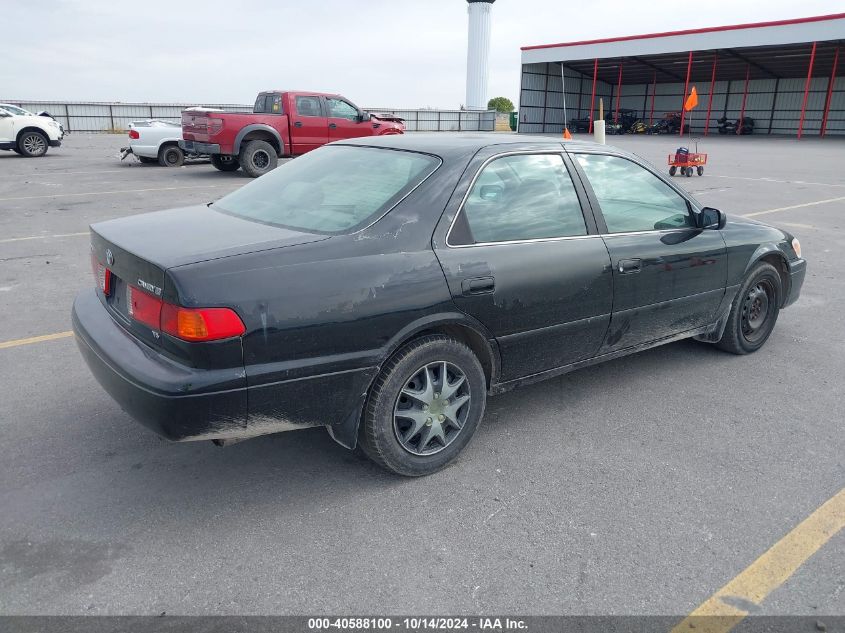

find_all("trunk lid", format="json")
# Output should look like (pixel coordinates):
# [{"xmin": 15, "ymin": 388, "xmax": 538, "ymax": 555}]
[{"xmin": 90, "ymin": 205, "xmax": 328, "ymax": 351}]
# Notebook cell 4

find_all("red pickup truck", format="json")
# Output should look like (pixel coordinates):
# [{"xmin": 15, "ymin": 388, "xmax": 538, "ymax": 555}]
[{"xmin": 180, "ymin": 91, "xmax": 405, "ymax": 177}]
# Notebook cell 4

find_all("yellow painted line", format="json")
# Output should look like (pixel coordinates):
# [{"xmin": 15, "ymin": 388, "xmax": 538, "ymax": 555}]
[
  {"xmin": 0, "ymin": 331, "xmax": 74, "ymax": 350},
  {"xmin": 672, "ymin": 486, "xmax": 845, "ymax": 633},
  {"xmin": 0, "ymin": 184, "xmax": 239, "ymax": 202},
  {"xmin": 0, "ymin": 231, "xmax": 89, "ymax": 244},
  {"xmin": 743, "ymin": 196, "xmax": 845, "ymax": 218}
]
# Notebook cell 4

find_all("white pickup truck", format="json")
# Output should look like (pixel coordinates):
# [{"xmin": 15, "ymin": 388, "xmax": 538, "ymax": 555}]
[{"xmin": 120, "ymin": 119, "xmax": 190, "ymax": 166}]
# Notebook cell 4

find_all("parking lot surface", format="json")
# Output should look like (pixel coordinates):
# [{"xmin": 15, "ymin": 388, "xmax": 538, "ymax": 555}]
[{"xmin": 1, "ymin": 134, "xmax": 843, "ymax": 616}]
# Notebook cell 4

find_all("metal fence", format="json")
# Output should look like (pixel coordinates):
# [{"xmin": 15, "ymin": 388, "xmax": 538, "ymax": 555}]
[{"xmin": 0, "ymin": 100, "xmax": 497, "ymax": 133}]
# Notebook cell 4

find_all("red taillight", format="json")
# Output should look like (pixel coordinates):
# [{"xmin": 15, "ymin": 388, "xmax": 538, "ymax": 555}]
[
  {"xmin": 126, "ymin": 284, "xmax": 245, "ymax": 342},
  {"xmin": 128, "ymin": 129, "xmax": 140, "ymax": 139},
  {"xmin": 127, "ymin": 285, "xmax": 161, "ymax": 329},
  {"xmin": 206, "ymin": 117, "xmax": 224, "ymax": 135},
  {"xmin": 91, "ymin": 252, "xmax": 112, "ymax": 295},
  {"xmin": 161, "ymin": 304, "xmax": 245, "ymax": 342}
]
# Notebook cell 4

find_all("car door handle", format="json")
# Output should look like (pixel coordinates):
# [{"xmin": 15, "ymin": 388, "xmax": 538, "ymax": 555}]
[
  {"xmin": 618, "ymin": 258, "xmax": 642, "ymax": 274},
  {"xmin": 329, "ymin": 123, "xmax": 337, "ymax": 129},
  {"xmin": 294, "ymin": 121, "xmax": 303, "ymax": 128},
  {"xmin": 461, "ymin": 277, "xmax": 495, "ymax": 296}
]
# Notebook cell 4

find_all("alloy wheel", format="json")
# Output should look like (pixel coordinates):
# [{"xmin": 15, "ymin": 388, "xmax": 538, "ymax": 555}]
[{"xmin": 22, "ymin": 134, "xmax": 46, "ymax": 156}]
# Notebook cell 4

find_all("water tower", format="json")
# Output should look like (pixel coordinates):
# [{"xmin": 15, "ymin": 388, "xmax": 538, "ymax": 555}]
[{"xmin": 465, "ymin": 0, "xmax": 495, "ymax": 110}]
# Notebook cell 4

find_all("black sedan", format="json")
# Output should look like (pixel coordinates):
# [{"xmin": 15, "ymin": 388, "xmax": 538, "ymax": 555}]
[{"xmin": 72, "ymin": 134, "xmax": 806, "ymax": 476}]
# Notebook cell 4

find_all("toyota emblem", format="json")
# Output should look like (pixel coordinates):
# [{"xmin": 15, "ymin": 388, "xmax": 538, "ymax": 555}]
[{"xmin": 106, "ymin": 249, "xmax": 114, "ymax": 266}]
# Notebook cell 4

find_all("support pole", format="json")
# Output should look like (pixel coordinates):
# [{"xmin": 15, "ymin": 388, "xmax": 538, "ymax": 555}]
[
  {"xmin": 820, "ymin": 46, "xmax": 839, "ymax": 138},
  {"xmin": 797, "ymin": 41, "xmax": 817, "ymax": 139},
  {"xmin": 588, "ymin": 58, "xmax": 598, "ymax": 134},
  {"xmin": 614, "ymin": 63, "xmax": 623, "ymax": 123},
  {"xmin": 704, "ymin": 54, "xmax": 718, "ymax": 136},
  {"xmin": 738, "ymin": 65, "xmax": 750, "ymax": 135},
  {"xmin": 678, "ymin": 51, "xmax": 693, "ymax": 137},
  {"xmin": 649, "ymin": 71, "xmax": 656, "ymax": 125}
]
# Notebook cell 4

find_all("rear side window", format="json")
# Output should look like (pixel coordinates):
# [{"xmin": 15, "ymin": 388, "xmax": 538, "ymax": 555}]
[
  {"xmin": 575, "ymin": 154, "xmax": 694, "ymax": 233},
  {"xmin": 212, "ymin": 146, "xmax": 440, "ymax": 234},
  {"xmin": 452, "ymin": 153, "xmax": 587, "ymax": 245},
  {"xmin": 295, "ymin": 96, "xmax": 322, "ymax": 117},
  {"xmin": 253, "ymin": 94, "xmax": 282, "ymax": 114}
]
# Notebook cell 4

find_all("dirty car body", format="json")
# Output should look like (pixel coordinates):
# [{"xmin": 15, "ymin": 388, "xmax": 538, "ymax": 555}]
[{"xmin": 72, "ymin": 134, "xmax": 805, "ymax": 462}]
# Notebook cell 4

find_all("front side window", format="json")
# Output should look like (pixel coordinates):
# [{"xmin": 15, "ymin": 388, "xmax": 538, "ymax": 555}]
[
  {"xmin": 212, "ymin": 146, "xmax": 440, "ymax": 234},
  {"xmin": 454, "ymin": 153, "xmax": 587, "ymax": 244},
  {"xmin": 295, "ymin": 96, "xmax": 322, "ymax": 117},
  {"xmin": 327, "ymin": 98, "xmax": 359, "ymax": 121},
  {"xmin": 575, "ymin": 154, "xmax": 694, "ymax": 233}
]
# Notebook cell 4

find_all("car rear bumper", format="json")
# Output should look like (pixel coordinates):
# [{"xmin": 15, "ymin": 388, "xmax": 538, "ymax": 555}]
[
  {"xmin": 72, "ymin": 288, "xmax": 248, "ymax": 441},
  {"xmin": 179, "ymin": 140, "xmax": 219, "ymax": 155},
  {"xmin": 784, "ymin": 257, "xmax": 806, "ymax": 308}
]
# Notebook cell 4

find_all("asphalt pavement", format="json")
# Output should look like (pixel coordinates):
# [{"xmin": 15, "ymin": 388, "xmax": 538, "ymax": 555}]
[{"xmin": 0, "ymin": 133, "xmax": 842, "ymax": 616}]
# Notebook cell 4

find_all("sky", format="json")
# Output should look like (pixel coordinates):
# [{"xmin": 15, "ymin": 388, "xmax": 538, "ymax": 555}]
[{"xmin": 3, "ymin": 0, "xmax": 842, "ymax": 109}]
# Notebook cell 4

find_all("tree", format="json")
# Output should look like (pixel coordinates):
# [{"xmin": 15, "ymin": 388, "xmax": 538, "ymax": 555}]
[{"xmin": 487, "ymin": 97, "xmax": 514, "ymax": 113}]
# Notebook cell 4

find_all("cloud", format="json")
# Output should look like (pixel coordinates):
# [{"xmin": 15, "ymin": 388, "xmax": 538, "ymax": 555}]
[{"xmin": 2, "ymin": 0, "xmax": 838, "ymax": 108}]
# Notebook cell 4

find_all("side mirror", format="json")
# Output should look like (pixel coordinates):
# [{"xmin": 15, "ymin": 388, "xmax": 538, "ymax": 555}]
[
  {"xmin": 699, "ymin": 207, "xmax": 725, "ymax": 230},
  {"xmin": 358, "ymin": 111, "xmax": 370, "ymax": 123}
]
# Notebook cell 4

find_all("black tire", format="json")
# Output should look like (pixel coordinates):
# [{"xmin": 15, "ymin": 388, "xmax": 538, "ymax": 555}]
[
  {"xmin": 359, "ymin": 335, "xmax": 487, "ymax": 477},
  {"xmin": 697, "ymin": 166, "xmax": 704, "ymax": 176},
  {"xmin": 239, "ymin": 140, "xmax": 278, "ymax": 178},
  {"xmin": 211, "ymin": 154, "xmax": 240, "ymax": 172},
  {"xmin": 669, "ymin": 166, "xmax": 677, "ymax": 176},
  {"xmin": 138, "ymin": 156, "xmax": 157, "ymax": 164},
  {"xmin": 158, "ymin": 144, "xmax": 184, "ymax": 167},
  {"xmin": 716, "ymin": 262, "xmax": 783, "ymax": 355},
  {"xmin": 17, "ymin": 130, "xmax": 49, "ymax": 157},
  {"xmin": 12, "ymin": 147, "xmax": 23, "ymax": 155},
  {"xmin": 685, "ymin": 166, "xmax": 693, "ymax": 177}
]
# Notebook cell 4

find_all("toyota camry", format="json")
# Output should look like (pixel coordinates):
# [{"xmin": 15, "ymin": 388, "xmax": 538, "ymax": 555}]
[{"xmin": 72, "ymin": 134, "xmax": 806, "ymax": 476}]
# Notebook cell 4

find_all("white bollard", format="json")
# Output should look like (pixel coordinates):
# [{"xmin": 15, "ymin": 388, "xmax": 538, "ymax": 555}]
[{"xmin": 593, "ymin": 120, "xmax": 606, "ymax": 145}]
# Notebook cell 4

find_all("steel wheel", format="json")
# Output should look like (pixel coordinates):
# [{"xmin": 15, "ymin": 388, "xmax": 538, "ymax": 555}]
[
  {"xmin": 21, "ymin": 133, "xmax": 47, "ymax": 157},
  {"xmin": 741, "ymin": 280, "xmax": 774, "ymax": 343},
  {"xmin": 393, "ymin": 360, "xmax": 471, "ymax": 456}
]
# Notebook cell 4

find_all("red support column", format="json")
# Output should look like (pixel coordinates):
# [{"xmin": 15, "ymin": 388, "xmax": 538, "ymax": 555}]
[
  {"xmin": 614, "ymin": 63, "xmax": 623, "ymax": 123},
  {"xmin": 820, "ymin": 46, "xmax": 839, "ymax": 138},
  {"xmin": 678, "ymin": 51, "xmax": 693, "ymax": 137},
  {"xmin": 738, "ymin": 65, "xmax": 750, "ymax": 135},
  {"xmin": 704, "ymin": 54, "xmax": 718, "ymax": 136},
  {"xmin": 649, "ymin": 71, "xmax": 656, "ymax": 125},
  {"xmin": 797, "ymin": 41, "xmax": 817, "ymax": 139},
  {"xmin": 588, "ymin": 58, "xmax": 598, "ymax": 133}
]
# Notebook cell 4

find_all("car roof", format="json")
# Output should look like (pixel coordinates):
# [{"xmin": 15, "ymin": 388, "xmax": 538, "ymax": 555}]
[{"xmin": 337, "ymin": 133, "xmax": 600, "ymax": 159}]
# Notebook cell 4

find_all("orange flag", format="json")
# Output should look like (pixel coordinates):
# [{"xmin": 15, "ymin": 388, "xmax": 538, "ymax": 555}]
[
  {"xmin": 684, "ymin": 86, "xmax": 699, "ymax": 111},
  {"xmin": 563, "ymin": 127, "xmax": 572, "ymax": 139}
]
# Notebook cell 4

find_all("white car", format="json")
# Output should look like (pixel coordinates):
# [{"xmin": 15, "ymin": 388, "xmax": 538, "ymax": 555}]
[
  {"xmin": 120, "ymin": 120, "xmax": 186, "ymax": 167},
  {"xmin": 0, "ymin": 104, "xmax": 64, "ymax": 157}
]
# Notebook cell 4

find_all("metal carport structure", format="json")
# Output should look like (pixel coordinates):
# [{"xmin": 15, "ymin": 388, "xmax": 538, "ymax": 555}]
[{"xmin": 518, "ymin": 13, "xmax": 845, "ymax": 137}]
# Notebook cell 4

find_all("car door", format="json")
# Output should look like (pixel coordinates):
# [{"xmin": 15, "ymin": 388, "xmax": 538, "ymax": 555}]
[
  {"xmin": 0, "ymin": 111, "xmax": 15, "ymax": 143},
  {"xmin": 434, "ymin": 149, "xmax": 613, "ymax": 382},
  {"xmin": 325, "ymin": 96, "xmax": 371, "ymax": 142},
  {"xmin": 571, "ymin": 151, "xmax": 727, "ymax": 352},
  {"xmin": 289, "ymin": 94, "xmax": 329, "ymax": 154}
]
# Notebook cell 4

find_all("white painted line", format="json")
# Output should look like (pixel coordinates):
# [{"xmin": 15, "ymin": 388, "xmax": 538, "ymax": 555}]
[
  {"xmin": 0, "ymin": 184, "xmax": 240, "ymax": 202},
  {"xmin": 711, "ymin": 175, "xmax": 845, "ymax": 188},
  {"xmin": 0, "ymin": 232, "xmax": 89, "ymax": 244},
  {"xmin": 742, "ymin": 196, "xmax": 845, "ymax": 218},
  {"xmin": 0, "ymin": 169, "xmax": 127, "ymax": 178}
]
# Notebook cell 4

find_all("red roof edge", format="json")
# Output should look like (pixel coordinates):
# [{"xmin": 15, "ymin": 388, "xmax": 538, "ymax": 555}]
[{"xmin": 521, "ymin": 13, "xmax": 845, "ymax": 51}]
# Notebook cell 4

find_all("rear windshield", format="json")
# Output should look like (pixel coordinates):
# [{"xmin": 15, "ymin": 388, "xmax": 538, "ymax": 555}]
[{"xmin": 212, "ymin": 146, "xmax": 440, "ymax": 234}]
